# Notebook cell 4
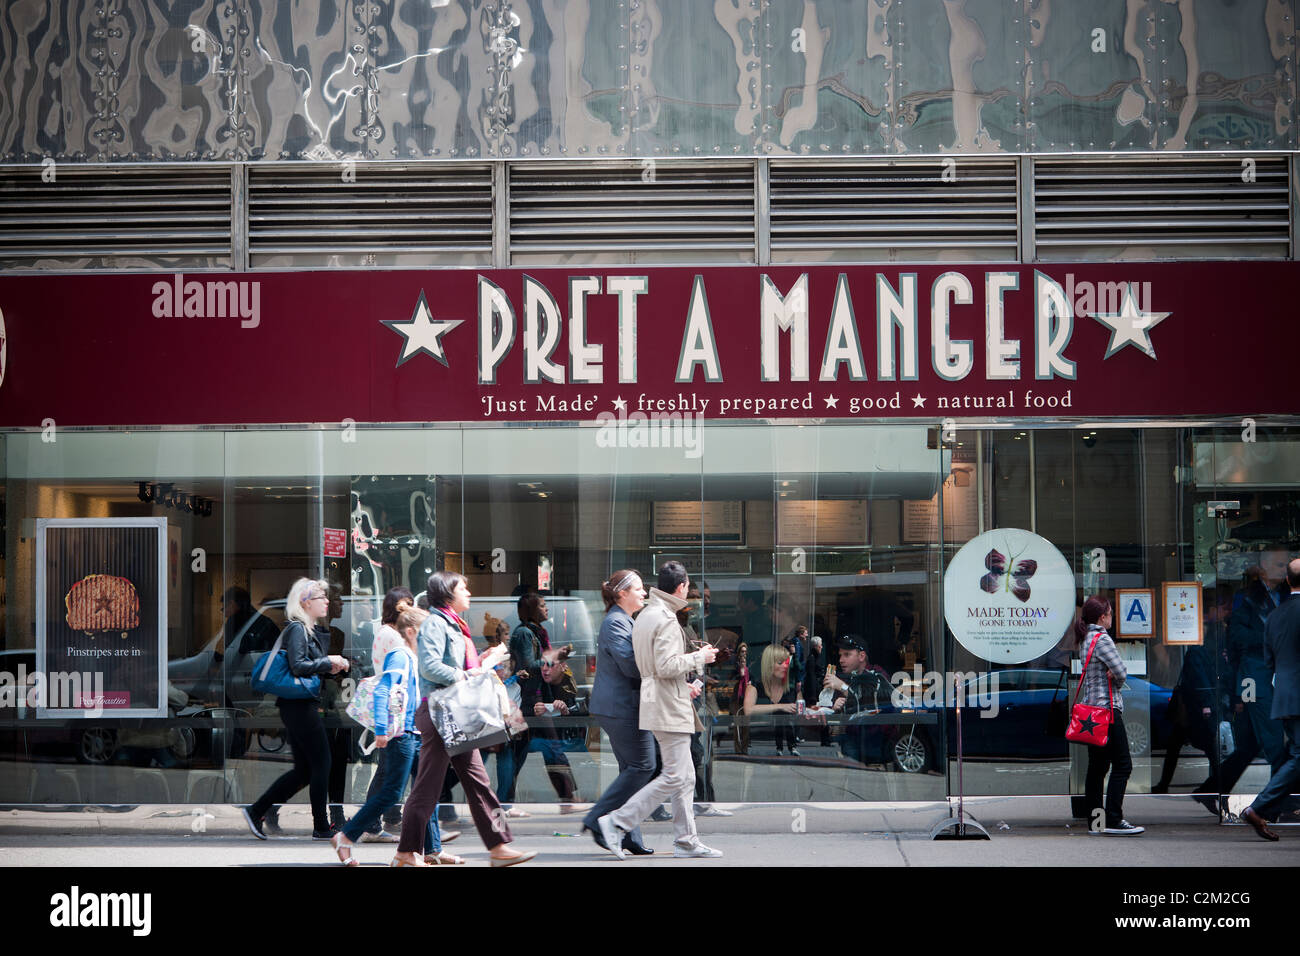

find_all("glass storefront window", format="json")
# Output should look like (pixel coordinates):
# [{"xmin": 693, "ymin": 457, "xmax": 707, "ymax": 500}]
[{"xmin": 3, "ymin": 422, "xmax": 1296, "ymax": 818}]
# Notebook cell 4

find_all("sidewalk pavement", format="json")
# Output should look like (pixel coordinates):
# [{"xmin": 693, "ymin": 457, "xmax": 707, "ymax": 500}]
[{"xmin": 1, "ymin": 796, "xmax": 1297, "ymax": 866}]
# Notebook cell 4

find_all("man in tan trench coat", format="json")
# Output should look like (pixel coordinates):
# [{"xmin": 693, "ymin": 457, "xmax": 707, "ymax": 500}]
[{"xmin": 597, "ymin": 561, "xmax": 721, "ymax": 859}]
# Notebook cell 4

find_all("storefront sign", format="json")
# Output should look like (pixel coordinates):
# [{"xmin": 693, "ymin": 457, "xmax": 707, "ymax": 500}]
[
  {"xmin": 0, "ymin": 263, "xmax": 1294, "ymax": 427},
  {"xmin": 1163, "ymin": 582, "xmax": 1204, "ymax": 645},
  {"xmin": 34, "ymin": 518, "xmax": 168, "ymax": 718},
  {"xmin": 1115, "ymin": 588, "xmax": 1155, "ymax": 638},
  {"xmin": 943, "ymin": 528, "xmax": 1075, "ymax": 664}
]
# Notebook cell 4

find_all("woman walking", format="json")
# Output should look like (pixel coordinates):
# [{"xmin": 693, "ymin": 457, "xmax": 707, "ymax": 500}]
[
  {"xmin": 1077, "ymin": 595, "xmax": 1144, "ymax": 835},
  {"xmin": 243, "ymin": 578, "xmax": 350, "ymax": 839},
  {"xmin": 393, "ymin": 571, "xmax": 536, "ymax": 867},
  {"xmin": 581, "ymin": 570, "xmax": 655, "ymax": 854},
  {"xmin": 331, "ymin": 599, "xmax": 463, "ymax": 865}
]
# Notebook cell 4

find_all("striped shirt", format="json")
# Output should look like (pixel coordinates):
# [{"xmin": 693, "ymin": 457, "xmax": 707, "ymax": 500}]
[{"xmin": 1079, "ymin": 626, "xmax": 1126, "ymax": 712}]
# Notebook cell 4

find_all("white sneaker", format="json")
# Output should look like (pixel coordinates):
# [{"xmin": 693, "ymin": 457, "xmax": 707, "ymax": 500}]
[
  {"xmin": 694, "ymin": 805, "xmax": 734, "ymax": 817},
  {"xmin": 1102, "ymin": 820, "xmax": 1145, "ymax": 835},
  {"xmin": 596, "ymin": 814, "xmax": 626, "ymax": 860},
  {"xmin": 673, "ymin": 841, "xmax": 723, "ymax": 858}
]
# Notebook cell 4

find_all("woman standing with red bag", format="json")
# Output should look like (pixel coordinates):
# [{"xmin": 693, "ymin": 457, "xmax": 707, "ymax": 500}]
[{"xmin": 1075, "ymin": 595, "xmax": 1144, "ymax": 835}]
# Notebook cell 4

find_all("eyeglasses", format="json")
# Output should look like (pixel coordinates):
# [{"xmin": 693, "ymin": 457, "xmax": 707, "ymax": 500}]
[
  {"xmin": 540, "ymin": 660, "xmax": 559, "ymax": 668},
  {"xmin": 305, "ymin": 593, "xmax": 327, "ymax": 602}
]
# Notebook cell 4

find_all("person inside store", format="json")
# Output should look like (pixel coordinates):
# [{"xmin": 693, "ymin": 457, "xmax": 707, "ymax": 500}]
[
  {"xmin": 596, "ymin": 562, "xmax": 722, "ymax": 860},
  {"xmin": 823, "ymin": 634, "xmax": 893, "ymax": 766},
  {"xmin": 502, "ymin": 591, "xmax": 551, "ymax": 808},
  {"xmin": 738, "ymin": 581, "xmax": 771, "ymax": 671},
  {"xmin": 242, "ymin": 578, "xmax": 350, "ymax": 840},
  {"xmin": 683, "ymin": 583, "xmax": 729, "ymax": 816},
  {"xmin": 1152, "ymin": 588, "xmax": 1230, "ymax": 794},
  {"xmin": 773, "ymin": 599, "xmax": 807, "ymax": 692},
  {"xmin": 802, "ymin": 635, "xmax": 831, "ymax": 747},
  {"xmin": 838, "ymin": 591, "xmax": 915, "ymax": 678},
  {"xmin": 528, "ymin": 644, "xmax": 587, "ymax": 809},
  {"xmin": 1241, "ymin": 557, "xmax": 1300, "ymax": 841},
  {"xmin": 583, "ymin": 569, "xmax": 655, "ymax": 855},
  {"xmin": 1076, "ymin": 595, "xmax": 1143, "ymax": 835},
  {"xmin": 742, "ymin": 644, "xmax": 800, "ymax": 756},
  {"xmin": 393, "ymin": 571, "xmax": 536, "ymax": 867},
  {"xmin": 331, "ymin": 599, "xmax": 459, "ymax": 865},
  {"xmin": 225, "ymin": 586, "xmax": 280, "ymax": 658},
  {"xmin": 1204, "ymin": 554, "xmax": 1292, "ymax": 809}
]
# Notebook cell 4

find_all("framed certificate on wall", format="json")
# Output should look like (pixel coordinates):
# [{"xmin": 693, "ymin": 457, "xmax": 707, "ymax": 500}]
[
  {"xmin": 1114, "ymin": 588, "xmax": 1155, "ymax": 638},
  {"xmin": 1162, "ymin": 582, "xmax": 1203, "ymax": 646}
]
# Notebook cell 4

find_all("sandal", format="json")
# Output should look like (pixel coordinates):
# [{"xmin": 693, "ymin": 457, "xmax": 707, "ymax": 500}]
[
  {"xmin": 489, "ymin": 848, "xmax": 537, "ymax": 868},
  {"xmin": 332, "ymin": 832, "xmax": 359, "ymax": 867},
  {"xmin": 424, "ymin": 850, "xmax": 466, "ymax": 865},
  {"xmin": 389, "ymin": 853, "xmax": 427, "ymax": 867}
]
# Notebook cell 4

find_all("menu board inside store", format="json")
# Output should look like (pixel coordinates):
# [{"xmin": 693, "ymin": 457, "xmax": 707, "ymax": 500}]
[
  {"xmin": 652, "ymin": 501, "xmax": 745, "ymax": 546},
  {"xmin": 775, "ymin": 499, "xmax": 869, "ymax": 546}
]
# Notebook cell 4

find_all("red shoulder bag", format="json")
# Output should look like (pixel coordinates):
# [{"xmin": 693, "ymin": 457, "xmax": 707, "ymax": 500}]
[{"xmin": 1065, "ymin": 634, "xmax": 1113, "ymax": 747}]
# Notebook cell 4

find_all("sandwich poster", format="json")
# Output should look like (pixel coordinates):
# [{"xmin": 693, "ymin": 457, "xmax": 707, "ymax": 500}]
[{"xmin": 35, "ymin": 518, "xmax": 168, "ymax": 718}]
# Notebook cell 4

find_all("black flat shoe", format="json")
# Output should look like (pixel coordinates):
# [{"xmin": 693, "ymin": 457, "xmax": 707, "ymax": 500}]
[
  {"xmin": 585, "ymin": 825, "xmax": 608, "ymax": 851},
  {"xmin": 622, "ymin": 836, "xmax": 654, "ymax": 856}
]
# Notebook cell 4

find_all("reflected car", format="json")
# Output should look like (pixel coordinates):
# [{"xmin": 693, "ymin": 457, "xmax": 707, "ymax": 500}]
[{"xmin": 889, "ymin": 667, "xmax": 1174, "ymax": 771}]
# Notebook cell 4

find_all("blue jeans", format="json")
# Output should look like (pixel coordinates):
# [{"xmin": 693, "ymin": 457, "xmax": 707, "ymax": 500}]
[{"xmin": 342, "ymin": 733, "xmax": 440, "ymax": 852}]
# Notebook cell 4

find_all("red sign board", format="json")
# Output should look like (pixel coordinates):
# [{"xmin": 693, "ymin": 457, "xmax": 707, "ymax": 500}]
[
  {"xmin": 0, "ymin": 264, "xmax": 1290, "ymax": 426},
  {"xmin": 322, "ymin": 528, "xmax": 347, "ymax": 558}
]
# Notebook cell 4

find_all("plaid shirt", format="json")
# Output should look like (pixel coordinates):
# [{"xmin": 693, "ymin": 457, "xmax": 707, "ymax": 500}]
[{"xmin": 1079, "ymin": 626, "xmax": 1126, "ymax": 712}]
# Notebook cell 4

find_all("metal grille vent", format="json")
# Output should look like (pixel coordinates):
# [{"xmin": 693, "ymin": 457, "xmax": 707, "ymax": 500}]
[
  {"xmin": 769, "ymin": 160, "xmax": 1019, "ymax": 263},
  {"xmin": 0, "ymin": 165, "xmax": 232, "ymax": 270},
  {"xmin": 1033, "ymin": 157, "xmax": 1291, "ymax": 260},
  {"xmin": 247, "ymin": 164, "xmax": 492, "ymax": 268},
  {"xmin": 508, "ymin": 163, "xmax": 755, "ymax": 264}
]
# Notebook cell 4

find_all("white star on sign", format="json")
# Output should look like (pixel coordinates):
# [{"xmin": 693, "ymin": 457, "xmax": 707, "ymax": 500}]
[
  {"xmin": 1089, "ymin": 285, "xmax": 1171, "ymax": 360},
  {"xmin": 912, "ymin": 395, "xmax": 927, "ymax": 408},
  {"xmin": 611, "ymin": 397, "xmax": 627, "ymax": 413},
  {"xmin": 382, "ymin": 291, "xmax": 464, "ymax": 368},
  {"xmin": 824, "ymin": 394, "xmax": 839, "ymax": 409}
]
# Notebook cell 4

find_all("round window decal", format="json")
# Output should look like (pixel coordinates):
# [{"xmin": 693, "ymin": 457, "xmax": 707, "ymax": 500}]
[{"xmin": 943, "ymin": 528, "xmax": 1075, "ymax": 664}]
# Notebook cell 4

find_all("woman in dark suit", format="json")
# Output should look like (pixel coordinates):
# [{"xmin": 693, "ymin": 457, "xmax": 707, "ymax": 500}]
[
  {"xmin": 581, "ymin": 569, "xmax": 655, "ymax": 855},
  {"xmin": 392, "ymin": 571, "xmax": 536, "ymax": 867}
]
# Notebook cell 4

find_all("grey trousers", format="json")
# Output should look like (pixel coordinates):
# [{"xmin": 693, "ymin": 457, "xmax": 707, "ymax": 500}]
[{"xmin": 608, "ymin": 730, "xmax": 698, "ymax": 847}]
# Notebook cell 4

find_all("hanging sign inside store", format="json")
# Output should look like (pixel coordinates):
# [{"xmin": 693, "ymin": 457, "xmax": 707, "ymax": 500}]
[
  {"xmin": 943, "ymin": 528, "xmax": 1075, "ymax": 664},
  {"xmin": 33, "ymin": 518, "xmax": 168, "ymax": 718},
  {"xmin": 0, "ymin": 263, "xmax": 1293, "ymax": 427},
  {"xmin": 322, "ymin": 528, "xmax": 348, "ymax": 558}
]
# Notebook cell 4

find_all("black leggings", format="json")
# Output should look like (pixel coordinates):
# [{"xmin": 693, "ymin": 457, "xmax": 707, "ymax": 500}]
[
  {"xmin": 249, "ymin": 699, "xmax": 332, "ymax": 832},
  {"xmin": 1085, "ymin": 716, "xmax": 1132, "ymax": 829}
]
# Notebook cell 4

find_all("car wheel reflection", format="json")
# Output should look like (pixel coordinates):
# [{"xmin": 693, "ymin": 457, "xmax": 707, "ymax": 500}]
[
  {"xmin": 1124, "ymin": 720, "xmax": 1150, "ymax": 757},
  {"xmin": 78, "ymin": 729, "xmax": 118, "ymax": 764},
  {"xmin": 893, "ymin": 729, "xmax": 930, "ymax": 773}
]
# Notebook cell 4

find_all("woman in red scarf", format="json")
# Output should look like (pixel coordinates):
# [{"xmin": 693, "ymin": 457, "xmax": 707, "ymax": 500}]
[{"xmin": 392, "ymin": 571, "xmax": 536, "ymax": 866}]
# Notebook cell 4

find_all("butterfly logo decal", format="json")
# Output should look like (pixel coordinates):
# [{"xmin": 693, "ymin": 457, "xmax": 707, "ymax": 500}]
[{"xmin": 979, "ymin": 546, "xmax": 1038, "ymax": 603}]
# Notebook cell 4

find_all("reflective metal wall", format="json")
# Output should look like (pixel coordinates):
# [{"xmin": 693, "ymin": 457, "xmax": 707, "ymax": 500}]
[{"xmin": 0, "ymin": 0, "xmax": 1293, "ymax": 164}]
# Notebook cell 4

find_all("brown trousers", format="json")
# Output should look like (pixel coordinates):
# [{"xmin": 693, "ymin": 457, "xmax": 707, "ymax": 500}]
[{"xmin": 398, "ymin": 700, "xmax": 513, "ymax": 853}]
